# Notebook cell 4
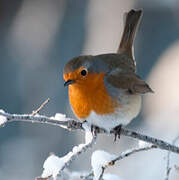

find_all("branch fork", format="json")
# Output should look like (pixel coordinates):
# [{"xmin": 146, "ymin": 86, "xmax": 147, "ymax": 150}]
[{"xmin": 0, "ymin": 99, "xmax": 179, "ymax": 180}]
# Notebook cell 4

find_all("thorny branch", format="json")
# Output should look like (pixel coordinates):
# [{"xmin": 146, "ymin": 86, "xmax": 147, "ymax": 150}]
[{"xmin": 0, "ymin": 111, "xmax": 179, "ymax": 155}]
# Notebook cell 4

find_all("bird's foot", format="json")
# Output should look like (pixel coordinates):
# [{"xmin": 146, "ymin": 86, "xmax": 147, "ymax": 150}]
[
  {"xmin": 91, "ymin": 125, "xmax": 100, "ymax": 137},
  {"xmin": 82, "ymin": 121, "xmax": 100, "ymax": 136},
  {"xmin": 113, "ymin": 125, "xmax": 122, "ymax": 142}
]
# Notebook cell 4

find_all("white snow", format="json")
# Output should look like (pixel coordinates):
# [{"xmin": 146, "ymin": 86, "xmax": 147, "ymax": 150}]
[
  {"xmin": 82, "ymin": 122, "xmax": 93, "ymax": 144},
  {"xmin": 91, "ymin": 150, "xmax": 117, "ymax": 180},
  {"xmin": 0, "ymin": 110, "xmax": 7, "ymax": 126},
  {"xmin": 50, "ymin": 113, "xmax": 69, "ymax": 129},
  {"xmin": 54, "ymin": 113, "xmax": 68, "ymax": 121},
  {"xmin": 41, "ymin": 122, "xmax": 95, "ymax": 179},
  {"xmin": 41, "ymin": 153, "xmax": 65, "ymax": 178},
  {"xmin": 138, "ymin": 140, "xmax": 151, "ymax": 148},
  {"xmin": 72, "ymin": 145, "xmax": 81, "ymax": 154},
  {"xmin": 103, "ymin": 173, "xmax": 123, "ymax": 180}
]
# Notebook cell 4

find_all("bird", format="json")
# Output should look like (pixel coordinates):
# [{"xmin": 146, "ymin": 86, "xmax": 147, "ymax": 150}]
[{"xmin": 63, "ymin": 9, "xmax": 153, "ymax": 136}]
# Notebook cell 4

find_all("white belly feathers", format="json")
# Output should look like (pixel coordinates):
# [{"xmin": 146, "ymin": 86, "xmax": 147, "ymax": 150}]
[{"xmin": 84, "ymin": 94, "xmax": 142, "ymax": 132}]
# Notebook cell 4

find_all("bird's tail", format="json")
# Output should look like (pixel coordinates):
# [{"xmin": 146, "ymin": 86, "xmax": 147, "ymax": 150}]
[{"xmin": 117, "ymin": 9, "xmax": 142, "ymax": 59}]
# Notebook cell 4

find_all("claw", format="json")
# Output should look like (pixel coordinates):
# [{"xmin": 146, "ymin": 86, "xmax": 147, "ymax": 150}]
[
  {"xmin": 91, "ymin": 125, "xmax": 100, "ymax": 136},
  {"xmin": 113, "ymin": 125, "xmax": 122, "ymax": 142},
  {"xmin": 82, "ymin": 121, "xmax": 99, "ymax": 136}
]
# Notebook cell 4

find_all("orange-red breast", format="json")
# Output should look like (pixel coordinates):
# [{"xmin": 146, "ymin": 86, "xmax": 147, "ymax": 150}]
[{"xmin": 63, "ymin": 9, "xmax": 153, "ymax": 132}]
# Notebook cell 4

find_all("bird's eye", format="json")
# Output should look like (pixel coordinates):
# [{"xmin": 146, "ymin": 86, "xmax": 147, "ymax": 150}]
[{"xmin": 81, "ymin": 69, "xmax": 87, "ymax": 76}]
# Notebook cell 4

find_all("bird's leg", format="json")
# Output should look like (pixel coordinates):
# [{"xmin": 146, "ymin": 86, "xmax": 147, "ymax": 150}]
[
  {"xmin": 91, "ymin": 124, "xmax": 100, "ymax": 136},
  {"xmin": 113, "ymin": 124, "xmax": 122, "ymax": 141},
  {"xmin": 82, "ymin": 120, "xmax": 99, "ymax": 136}
]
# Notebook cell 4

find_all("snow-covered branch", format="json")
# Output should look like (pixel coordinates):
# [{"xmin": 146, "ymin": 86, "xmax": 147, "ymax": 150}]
[
  {"xmin": 90, "ymin": 145, "xmax": 156, "ymax": 180},
  {"xmin": 0, "ymin": 111, "xmax": 83, "ymax": 130},
  {"xmin": 37, "ymin": 123, "xmax": 97, "ymax": 180},
  {"xmin": 1, "ymin": 107, "xmax": 179, "ymax": 180},
  {"xmin": 0, "ymin": 110, "xmax": 179, "ymax": 155}
]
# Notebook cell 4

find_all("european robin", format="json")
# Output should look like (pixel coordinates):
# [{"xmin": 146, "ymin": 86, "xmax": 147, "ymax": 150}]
[{"xmin": 63, "ymin": 9, "xmax": 153, "ymax": 133}]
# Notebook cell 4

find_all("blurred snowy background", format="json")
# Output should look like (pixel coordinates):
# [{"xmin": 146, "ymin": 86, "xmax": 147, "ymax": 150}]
[{"xmin": 0, "ymin": 0, "xmax": 179, "ymax": 179}]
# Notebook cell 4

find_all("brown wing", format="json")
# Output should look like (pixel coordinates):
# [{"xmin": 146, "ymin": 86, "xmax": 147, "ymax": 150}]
[{"xmin": 106, "ymin": 71, "xmax": 153, "ymax": 94}]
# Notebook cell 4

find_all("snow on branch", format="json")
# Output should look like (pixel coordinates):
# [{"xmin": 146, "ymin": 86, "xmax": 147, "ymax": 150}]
[
  {"xmin": 91, "ymin": 150, "xmax": 118, "ymax": 180},
  {"xmin": 37, "ymin": 123, "xmax": 96, "ymax": 180},
  {"xmin": 0, "ymin": 110, "xmax": 179, "ymax": 155},
  {"xmin": 1, "ymin": 99, "xmax": 179, "ymax": 180},
  {"xmin": 0, "ymin": 110, "xmax": 7, "ymax": 126},
  {"xmin": 90, "ymin": 145, "xmax": 156, "ymax": 180}
]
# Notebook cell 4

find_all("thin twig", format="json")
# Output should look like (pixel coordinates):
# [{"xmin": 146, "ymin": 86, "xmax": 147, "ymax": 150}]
[
  {"xmin": 98, "ymin": 167, "xmax": 105, "ymax": 180},
  {"xmin": 36, "ymin": 176, "xmax": 51, "ymax": 180},
  {"xmin": 59, "ymin": 134, "xmax": 97, "ymax": 173},
  {"xmin": 80, "ymin": 171, "xmax": 93, "ymax": 180},
  {"xmin": 0, "ymin": 111, "xmax": 83, "ymax": 130},
  {"xmin": 118, "ymin": 128, "xmax": 179, "ymax": 154},
  {"xmin": 165, "ymin": 135, "xmax": 179, "ymax": 180},
  {"xmin": 113, "ymin": 144, "xmax": 157, "ymax": 162},
  {"xmin": 0, "ymin": 111, "xmax": 179, "ymax": 154},
  {"xmin": 97, "ymin": 145, "xmax": 157, "ymax": 179},
  {"xmin": 32, "ymin": 98, "xmax": 50, "ymax": 115},
  {"xmin": 38, "ymin": 128, "xmax": 97, "ymax": 180}
]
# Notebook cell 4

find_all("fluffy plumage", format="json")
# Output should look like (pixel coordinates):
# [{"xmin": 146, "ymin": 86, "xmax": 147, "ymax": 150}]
[{"xmin": 63, "ymin": 9, "xmax": 153, "ymax": 131}]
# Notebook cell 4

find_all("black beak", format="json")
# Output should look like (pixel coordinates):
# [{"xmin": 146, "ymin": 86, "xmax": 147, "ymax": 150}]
[{"xmin": 64, "ymin": 79, "xmax": 75, "ymax": 87}]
